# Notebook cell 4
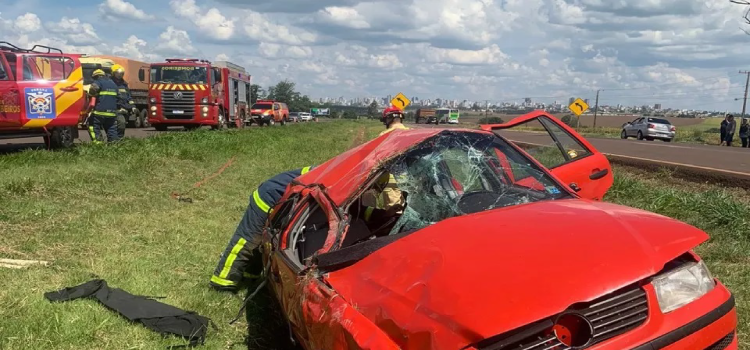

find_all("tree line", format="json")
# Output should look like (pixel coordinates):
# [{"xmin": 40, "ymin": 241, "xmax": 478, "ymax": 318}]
[{"xmin": 250, "ymin": 79, "xmax": 382, "ymax": 119}]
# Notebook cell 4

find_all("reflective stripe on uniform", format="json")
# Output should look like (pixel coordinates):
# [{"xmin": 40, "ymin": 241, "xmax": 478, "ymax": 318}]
[
  {"xmin": 128, "ymin": 101, "xmax": 135, "ymax": 104},
  {"xmin": 99, "ymin": 91, "xmax": 118, "ymax": 96},
  {"xmin": 93, "ymin": 111, "xmax": 117, "ymax": 117},
  {"xmin": 253, "ymin": 189, "xmax": 271, "ymax": 213},
  {"xmin": 217, "ymin": 238, "xmax": 246, "ymax": 280},
  {"xmin": 88, "ymin": 125, "xmax": 96, "ymax": 140},
  {"xmin": 118, "ymin": 89, "xmax": 127, "ymax": 92},
  {"xmin": 364, "ymin": 207, "xmax": 374, "ymax": 222},
  {"xmin": 301, "ymin": 166, "xmax": 311, "ymax": 174},
  {"xmin": 210, "ymin": 275, "xmax": 236, "ymax": 286}
]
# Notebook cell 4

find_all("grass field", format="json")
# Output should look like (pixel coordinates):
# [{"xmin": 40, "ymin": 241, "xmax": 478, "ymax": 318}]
[{"xmin": 0, "ymin": 120, "xmax": 747, "ymax": 349}]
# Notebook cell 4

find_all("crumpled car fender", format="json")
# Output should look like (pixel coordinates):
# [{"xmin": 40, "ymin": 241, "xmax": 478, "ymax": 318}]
[{"xmin": 301, "ymin": 278, "xmax": 401, "ymax": 350}]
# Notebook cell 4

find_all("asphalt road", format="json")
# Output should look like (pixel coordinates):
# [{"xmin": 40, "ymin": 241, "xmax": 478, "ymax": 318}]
[{"xmin": 3, "ymin": 122, "xmax": 750, "ymax": 178}]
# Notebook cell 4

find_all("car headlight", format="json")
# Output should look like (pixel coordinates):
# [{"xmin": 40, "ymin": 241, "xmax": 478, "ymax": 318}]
[
  {"xmin": 652, "ymin": 260, "xmax": 715, "ymax": 313},
  {"xmin": 201, "ymin": 97, "xmax": 209, "ymax": 104},
  {"xmin": 150, "ymin": 106, "xmax": 157, "ymax": 111},
  {"xmin": 202, "ymin": 106, "xmax": 208, "ymax": 112},
  {"xmin": 149, "ymin": 97, "xmax": 156, "ymax": 103}
]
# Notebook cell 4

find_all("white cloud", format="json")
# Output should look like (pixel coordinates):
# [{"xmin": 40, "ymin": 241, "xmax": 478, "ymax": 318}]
[
  {"xmin": 215, "ymin": 53, "xmax": 230, "ymax": 61},
  {"xmin": 317, "ymin": 6, "xmax": 369, "ymax": 29},
  {"xmin": 421, "ymin": 44, "xmax": 510, "ymax": 65},
  {"xmin": 46, "ymin": 17, "xmax": 101, "ymax": 45},
  {"xmin": 170, "ymin": 0, "xmax": 235, "ymax": 40},
  {"xmin": 111, "ymin": 35, "xmax": 156, "ymax": 61},
  {"xmin": 99, "ymin": 0, "xmax": 155, "ymax": 21},
  {"xmin": 154, "ymin": 26, "xmax": 196, "ymax": 55},
  {"xmin": 13, "ymin": 13, "xmax": 41, "ymax": 33},
  {"xmin": 258, "ymin": 42, "xmax": 314, "ymax": 59},
  {"xmin": 243, "ymin": 10, "xmax": 317, "ymax": 45}
]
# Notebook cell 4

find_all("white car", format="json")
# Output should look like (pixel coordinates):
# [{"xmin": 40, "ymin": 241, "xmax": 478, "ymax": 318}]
[{"xmin": 299, "ymin": 112, "xmax": 313, "ymax": 121}]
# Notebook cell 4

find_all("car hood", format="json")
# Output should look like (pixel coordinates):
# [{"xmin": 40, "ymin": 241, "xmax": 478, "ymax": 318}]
[{"xmin": 325, "ymin": 199, "xmax": 708, "ymax": 350}]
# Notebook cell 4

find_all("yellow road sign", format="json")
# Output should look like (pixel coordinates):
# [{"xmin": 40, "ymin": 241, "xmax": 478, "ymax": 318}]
[
  {"xmin": 390, "ymin": 92, "xmax": 411, "ymax": 109},
  {"xmin": 568, "ymin": 98, "xmax": 589, "ymax": 117}
]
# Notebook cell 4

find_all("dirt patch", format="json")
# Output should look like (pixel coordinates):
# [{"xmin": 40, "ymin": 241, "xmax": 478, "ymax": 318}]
[{"xmin": 350, "ymin": 127, "xmax": 366, "ymax": 148}]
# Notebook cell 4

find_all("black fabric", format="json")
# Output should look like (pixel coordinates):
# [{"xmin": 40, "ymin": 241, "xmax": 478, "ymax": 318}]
[
  {"xmin": 315, "ymin": 229, "xmax": 419, "ymax": 272},
  {"xmin": 45, "ymin": 279, "xmax": 211, "ymax": 347}
]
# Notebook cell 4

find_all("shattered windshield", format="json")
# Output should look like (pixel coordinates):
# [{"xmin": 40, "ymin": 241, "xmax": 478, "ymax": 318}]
[{"xmin": 383, "ymin": 131, "xmax": 570, "ymax": 234}]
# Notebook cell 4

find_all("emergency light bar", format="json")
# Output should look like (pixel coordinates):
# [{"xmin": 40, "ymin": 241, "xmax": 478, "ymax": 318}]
[{"xmin": 165, "ymin": 58, "xmax": 212, "ymax": 64}]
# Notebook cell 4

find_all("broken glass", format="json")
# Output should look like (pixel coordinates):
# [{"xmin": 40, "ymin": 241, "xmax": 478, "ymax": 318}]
[{"xmin": 382, "ymin": 131, "xmax": 570, "ymax": 235}]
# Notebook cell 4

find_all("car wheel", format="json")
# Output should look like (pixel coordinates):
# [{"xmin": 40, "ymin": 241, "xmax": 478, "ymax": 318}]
[
  {"xmin": 620, "ymin": 130, "xmax": 627, "ymax": 139},
  {"xmin": 280, "ymin": 117, "xmax": 286, "ymax": 126},
  {"xmin": 637, "ymin": 131, "xmax": 644, "ymax": 140},
  {"xmin": 44, "ymin": 126, "xmax": 76, "ymax": 149},
  {"xmin": 269, "ymin": 118, "xmax": 275, "ymax": 126}
]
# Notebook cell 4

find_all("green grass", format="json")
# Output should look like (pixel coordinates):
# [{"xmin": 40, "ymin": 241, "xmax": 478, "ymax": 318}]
[{"xmin": 1, "ymin": 121, "xmax": 748, "ymax": 349}]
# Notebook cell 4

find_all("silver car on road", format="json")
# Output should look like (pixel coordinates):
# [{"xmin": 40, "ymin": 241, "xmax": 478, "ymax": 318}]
[{"xmin": 621, "ymin": 117, "xmax": 676, "ymax": 142}]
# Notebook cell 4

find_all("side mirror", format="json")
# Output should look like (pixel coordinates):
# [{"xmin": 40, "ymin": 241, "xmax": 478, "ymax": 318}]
[{"xmin": 569, "ymin": 183, "xmax": 581, "ymax": 192}]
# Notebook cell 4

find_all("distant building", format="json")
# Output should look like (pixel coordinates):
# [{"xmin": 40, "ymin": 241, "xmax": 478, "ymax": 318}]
[
  {"xmin": 584, "ymin": 99, "xmax": 590, "ymax": 105},
  {"xmin": 654, "ymin": 104, "xmax": 662, "ymax": 110},
  {"xmin": 569, "ymin": 97, "xmax": 575, "ymax": 105}
]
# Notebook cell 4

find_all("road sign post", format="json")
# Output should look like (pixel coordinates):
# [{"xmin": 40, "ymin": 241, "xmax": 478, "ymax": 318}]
[{"xmin": 390, "ymin": 92, "xmax": 411, "ymax": 110}]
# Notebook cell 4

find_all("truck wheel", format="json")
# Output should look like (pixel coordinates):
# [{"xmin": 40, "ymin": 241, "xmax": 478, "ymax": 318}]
[
  {"xmin": 44, "ymin": 127, "xmax": 76, "ymax": 149},
  {"xmin": 280, "ymin": 117, "xmax": 286, "ymax": 126},
  {"xmin": 140, "ymin": 110, "xmax": 150, "ymax": 128},
  {"xmin": 155, "ymin": 124, "xmax": 168, "ymax": 131},
  {"xmin": 212, "ymin": 110, "xmax": 227, "ymax": 130},
  {"xmin": 268, "ymin": 119, "xmax": 275, "ymax": 126}
]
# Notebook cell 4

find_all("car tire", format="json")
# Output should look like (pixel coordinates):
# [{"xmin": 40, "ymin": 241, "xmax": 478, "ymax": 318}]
[
  {"xmin": 44, "ymin": 126, "xmax": 75, "ymax": 149},
  {"xmin": 269, "ymin": 118, "xmax": 275, "ymax": 126},
  {"xmin": 637, "ymin": 131, "xmax": 644, "ymax": 140},
  {"xmin": 621, "ymin": 130, "xmax": 627, "ymax": 139},
  {"xmin": 280, "ymin": 117, "xmax": 286, "ymax": 126}
]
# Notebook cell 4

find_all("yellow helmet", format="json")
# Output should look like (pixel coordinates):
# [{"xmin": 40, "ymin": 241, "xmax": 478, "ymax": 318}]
[
  {"xmin": 112, "ymin": 64, "xmax": 125, "ymax": 78},
  {"xmin": 92, "ymin": 69, "xmax": 106, "ymax": 78}
]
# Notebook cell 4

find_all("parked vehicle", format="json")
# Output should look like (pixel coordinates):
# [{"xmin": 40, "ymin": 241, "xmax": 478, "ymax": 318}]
[
  {"xmin": 249, "ymin": 99, "xmax": 289, "ymax": 126},
  {"xmin": 621, "ymin": 116, "xmax": 676, "ymax": 142},
  {"xmin": 436, "ymin": 108, "xmax": 460, "ymax": 124},
  {"xmin": 259, "ymin": 111, "xmax": 736, "ymax": 349},
  {"xmin": 298, "ymin": 111, "xmax": 312, "ymax": 122},
  {"xmin": 288, "ymin": 112, "xmax": 300, "ymax": 123},
  {"xmin": 415, "ymin": 108, "xmax": 437, "ymax": 124},
  {"xmin": 78, "ymin": 55, "xmax": 150, "ymax": 129},
  {"xmin": 147, "ymin": 59, "xmax": 251, "ymax": 131},
  {"xmin": 0, "ymin": 42, "xmax": 84, "ymax": 149}
]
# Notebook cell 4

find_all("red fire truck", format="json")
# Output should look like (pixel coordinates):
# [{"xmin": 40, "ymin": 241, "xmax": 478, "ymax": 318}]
[
  {"xmin": 147, "ymin": 59, "xmax": 251, "ymax": 131},
  {"xmin": 0, "ymin": 42, "xmax": 84, "ymax": 149}
]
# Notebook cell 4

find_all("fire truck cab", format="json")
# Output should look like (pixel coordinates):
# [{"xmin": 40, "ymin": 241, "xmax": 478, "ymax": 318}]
[
  {"xmin": 147, "ymin": 58, "xmax": 251, "ymax": 131},
  {"xmin": 0, "ymin": 42, "xmax": 84, "ymax": 149}
]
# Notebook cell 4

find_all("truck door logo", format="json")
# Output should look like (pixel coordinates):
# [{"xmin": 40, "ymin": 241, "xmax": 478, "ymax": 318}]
[
  {"xmin": 24, "ymin": 88, "xmax": 56, "ymax": 119},
  {"xmin": 174, "ymin": 92, "xmax": 182, "ymax": 100}
]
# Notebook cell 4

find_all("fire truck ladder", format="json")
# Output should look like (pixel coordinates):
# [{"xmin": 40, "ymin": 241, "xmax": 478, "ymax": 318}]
[{"xmin": 0, "ymin": 41, "xmax": 63, "ymax": 54}]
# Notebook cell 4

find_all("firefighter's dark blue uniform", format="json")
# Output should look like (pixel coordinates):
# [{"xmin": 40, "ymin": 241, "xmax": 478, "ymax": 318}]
[
  {"xmin": 113, "ymin": 77, "xmax": 134, "ymax": 139},
  {"xmin": 88, "ymin": 75, "xmax": 120, "ymax": 144},
  {"xmin": 210, "ymin": 166, "xmax": 315, "ymax": 291}
]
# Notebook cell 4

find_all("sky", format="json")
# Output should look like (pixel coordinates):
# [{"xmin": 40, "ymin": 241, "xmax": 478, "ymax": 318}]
[{"xmin": 2, "ymin": 0, "xmax": 750, "ymax": 111}]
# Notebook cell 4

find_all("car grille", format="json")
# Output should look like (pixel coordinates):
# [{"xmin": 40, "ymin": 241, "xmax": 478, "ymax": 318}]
[
  {"xmin": 477, "ymin": 286, "xmax": 649, "ymax": 350},
  {"xmin": 161, "ymin": 91, "xmax": 196, "ymax": 119},
  {"xmin": 705, "ymin": 332, "xmax": 734, "ymax": 350}
]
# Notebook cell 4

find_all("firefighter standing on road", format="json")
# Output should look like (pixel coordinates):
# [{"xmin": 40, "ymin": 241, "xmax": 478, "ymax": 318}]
[
  {"xmin": 380, "ymin": 105, "xmax": 409, "ymax": 136},
  {"xmin": 112, "ymin": 64, "xmax": 137, "ymax": 140},
  {"xmin": 85, "ymin": 69, "xmax": 120, "ymax": 144},
  {"xmin": 210, "ymin": 166, "xmax": 316, "ymax": 293}
]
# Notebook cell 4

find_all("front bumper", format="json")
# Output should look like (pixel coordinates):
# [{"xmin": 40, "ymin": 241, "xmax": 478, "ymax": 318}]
[{"xmin": 596, "ymin": 280, "xmax": 736, "ymax": 349}]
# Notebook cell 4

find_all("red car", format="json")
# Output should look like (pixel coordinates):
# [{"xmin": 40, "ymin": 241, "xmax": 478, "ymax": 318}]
[{"xmin": 259, "ymin": 111, "xmax": 737, "ymax": 350}]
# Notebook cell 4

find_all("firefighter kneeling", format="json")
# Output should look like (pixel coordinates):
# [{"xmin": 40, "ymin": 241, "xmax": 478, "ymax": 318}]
[{"xmin": 85, "ymin": 69, "xmax": 121, "ymax": 144}]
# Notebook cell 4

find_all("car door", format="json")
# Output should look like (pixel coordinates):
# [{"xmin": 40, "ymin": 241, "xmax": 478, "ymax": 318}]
[
  {"xmin": 486, "ymin": 112, "xmax": 614, "ymax": 200},
  {"xmin": 624, "ymin": 118, "xmax": 636, "ymax": 136},
  {"xmin": 0, "ymin": 53, "xmax": 21, "ymax": 127}
]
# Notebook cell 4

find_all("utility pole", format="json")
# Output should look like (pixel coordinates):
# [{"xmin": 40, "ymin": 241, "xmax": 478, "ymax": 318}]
[
  {"xmin": 485, "ymin": 100, "xmax": 489, "ymax": 119},
  {"xmin": 592, "ymin": 89, "xmax": 601, "ymax": 128},
  {"xmin": 740, "ymin": 70, "xmax": 750, "ymax": 119}
]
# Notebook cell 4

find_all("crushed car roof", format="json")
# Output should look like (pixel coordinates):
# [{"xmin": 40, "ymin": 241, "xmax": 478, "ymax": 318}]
[{"xmin": 297, "ymin": 127, "xmax": 491, "ymax": 206}]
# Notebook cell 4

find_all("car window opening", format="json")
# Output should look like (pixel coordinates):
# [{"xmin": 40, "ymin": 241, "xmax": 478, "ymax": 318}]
[{"xmin": 336, "ymin": 131, "xmax": 571, "ymax": 254}]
